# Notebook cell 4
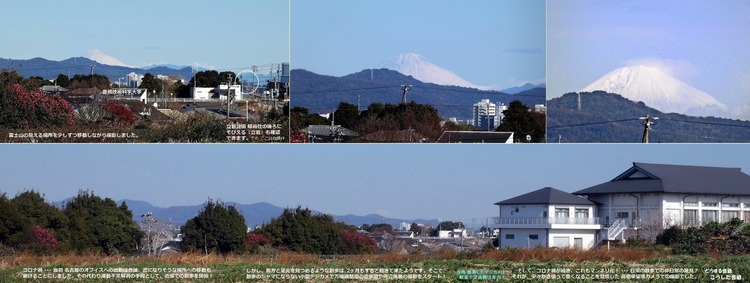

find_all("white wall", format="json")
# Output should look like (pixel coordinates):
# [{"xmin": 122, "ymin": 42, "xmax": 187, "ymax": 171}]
[
  {"xmin": 192, "ymin": 87, "xmax": 213, "ymax": 100},
  {"xmin": 547, "ymin": 229, "xmax": 597, "ymax": 249},
  {"xmin": 498, "ymin": 228, "xmax": 547, "ymax": 249}
]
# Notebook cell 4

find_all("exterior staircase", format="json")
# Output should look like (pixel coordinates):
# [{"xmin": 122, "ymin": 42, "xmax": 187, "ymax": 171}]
[{"xmin": 605, "ymin": 219, "xmax": 626, "ymax": 241}]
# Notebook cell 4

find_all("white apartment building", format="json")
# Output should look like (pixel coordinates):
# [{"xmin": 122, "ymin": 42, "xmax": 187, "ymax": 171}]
[{"xmin": 472, "ymin": 99, "xmax": 505, "ymax": 131}]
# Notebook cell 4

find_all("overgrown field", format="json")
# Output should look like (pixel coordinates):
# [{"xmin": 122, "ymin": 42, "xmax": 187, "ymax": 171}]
[{"xmin": 1, "ymin": 248, "xmax": 748, "ymax": 282}]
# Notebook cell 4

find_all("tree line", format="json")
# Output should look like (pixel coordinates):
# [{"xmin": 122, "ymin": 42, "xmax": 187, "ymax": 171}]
[
  {"xmin": 0, "ymin": 190, "xmax": 142, "ymax": 255},
  {"xmin": 0, "ymin": 191, "xmax": 381, "ymax": 256},
  {"xmin": 290, "ymin": 99, "xmax": 546, "ymax": 143}
]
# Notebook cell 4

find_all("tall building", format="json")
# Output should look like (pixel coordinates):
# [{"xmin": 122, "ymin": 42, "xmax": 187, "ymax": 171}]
[{"xmin": 472, "ymin": 99, "xmax": 505, "ymax": 131}]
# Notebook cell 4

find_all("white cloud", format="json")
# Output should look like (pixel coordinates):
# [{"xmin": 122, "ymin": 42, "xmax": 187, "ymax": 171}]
[{"xmin": 87, "ymin": 49, "xmax": 131, "ymax": 67}]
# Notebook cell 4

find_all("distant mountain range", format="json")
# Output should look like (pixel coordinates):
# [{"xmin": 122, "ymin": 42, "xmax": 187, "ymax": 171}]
[
  {"xmin": 52, "ymin": 199, "xmax": 440, "ymax": 229},
  {"xmin": 547, "ymin": 91, "xmax": 750, "ymax": 143},
  {"xmin": 291, "ymin": 68, "xmax": 545, "ymax": 119},
  {"xmin": 0, "ymin": 57, "xmax": 196, "ymax": 82},
  {"xmin": 501, "ymin": 83, "xmax": 546, "ymax": 94}
]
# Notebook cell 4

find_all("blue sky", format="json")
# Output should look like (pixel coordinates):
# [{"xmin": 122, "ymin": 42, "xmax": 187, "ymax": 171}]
[
  {"xmin": 1, "ymin": 144, "xmax": 748, "ymax": 224},
  {"xmin": 0, "ymin": 0, "xmax": 289, "ymax": 70},
  {"xmin": 548, "ymin": 0, "xmax": 750, "ymax": 119},
  {"xmin": 291, "ymin": 0, "xmax": 545, "ymax": 90}
]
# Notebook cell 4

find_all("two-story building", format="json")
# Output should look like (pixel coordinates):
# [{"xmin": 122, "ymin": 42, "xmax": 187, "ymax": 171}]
[
  {"xmin": 492, "ymin": 162, "xmax": 750, "ymax": 249},
  {"xmin": 493, "ymin": 187, "xmax": 601, "ymax": 249}
]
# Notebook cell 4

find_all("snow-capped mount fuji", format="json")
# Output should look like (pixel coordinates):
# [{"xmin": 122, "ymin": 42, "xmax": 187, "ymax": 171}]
[
  {"xmin": 380, "ymin": 53, "xmax": 489, "ymax": 90},
  {"xmin": 581, "ymin": 65, "xmax": 728, "ymax": 117}
]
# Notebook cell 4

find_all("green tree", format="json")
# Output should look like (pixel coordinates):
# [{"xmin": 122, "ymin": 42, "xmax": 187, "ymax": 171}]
[
  {"xmin": 332, "ymin": 102, "xmax": 360, "ymax": 129},
  {"xmin": 290, "ymin": 106, "xmax": 328, "ymax": 133},
  {"xmin": 255, "ymin": 206, "xmax": 375, "ymax": 254},
  {"xmin": 68, "ymin": 74, "xmax": 111, "ymax": 90},
  {"xmin": 55, "ymin": 74, "xmax": 70, "ymax": 88},
  {"xmin": 11, "ymin": 191, "xmax": 70, "ymax": 250},
  {"xmin": 181, "ymin": 199, "xmax": 247, "ymax": 254},
  {"xmin": 0, "ymin": 193, "xmax": 27, "ymax": 249},
  {"xmin": 496, "ymin": 100, "xmax": 546, "ymax": 143},
  {"xmin": 189, "ymin": 70, "xmax": 237, "ymax": 88},
  {"xmin": 363, "ymin": 223, "xmax": 393, "ymax": 234},
  {"xmin": 139, "ymin": 73, "xmax": 161, "ymax": 94},
  {"xmin": 63, "ymin": 190, "xmax": 143, "ymax": 254},
  {"xmin": 356, "ymin": 102, "xmax": 443, "ymax": 142},
  {"xmin": 409, "ymin": 223, "xmax": 423, "ymax": 236}
]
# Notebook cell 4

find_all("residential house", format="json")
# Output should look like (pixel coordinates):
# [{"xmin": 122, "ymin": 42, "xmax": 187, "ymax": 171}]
[
  {"xmin": 305, "ymin": 125, "xmax": 358, "ymax": 143},
  {"xmin": 492, "ymin": 187, "xmax": 601, "ymax": 249}
]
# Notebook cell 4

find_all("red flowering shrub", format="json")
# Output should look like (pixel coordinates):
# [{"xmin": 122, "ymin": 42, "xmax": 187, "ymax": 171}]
[
  {"xmin": 103, "ymin": 101, "xmax": 136, "ymax": 127},
  {"xmin": 7, "ymin": 83, "xmax": 76, "ymax": 128},
  {"xmin": 341, "ymin": 229, "xmax": 377, "ymax": 254},
  {"xmin": 289, "ymin": 132, "xmax": 306, "ymax": 143},
  {"xmin": 246, "ymin": 233, "xmax": 269, "ymax": 253},
  {"xmin": 32, "ymin": 225, "xmax": 59, "ymax": 252}
]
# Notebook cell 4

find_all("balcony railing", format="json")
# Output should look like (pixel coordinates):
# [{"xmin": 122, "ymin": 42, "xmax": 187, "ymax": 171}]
[{"xmin": 493, "ymin": 217, "xmax": 600, "ymax": 225}]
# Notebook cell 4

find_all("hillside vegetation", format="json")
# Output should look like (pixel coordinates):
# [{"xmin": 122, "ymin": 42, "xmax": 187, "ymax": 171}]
[{"xmin": 547, "ymin": 91, "xmax": 750, "ymax": 143}]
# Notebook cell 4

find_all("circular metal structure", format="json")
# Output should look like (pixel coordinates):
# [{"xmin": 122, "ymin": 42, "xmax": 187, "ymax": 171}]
[{"xmin": 236, "ymin": 69, "xmax": 260, "ymax": 97}]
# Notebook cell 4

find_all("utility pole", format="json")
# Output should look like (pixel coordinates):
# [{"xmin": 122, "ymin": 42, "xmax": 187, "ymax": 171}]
[
  {"xmin": 577, "ymin": 93, "xmax": 582, "ymax": 111},
  {"xmin": 401, "ymin": 84, "xmax": 412, "ymax": 104},
  {"xmin": 640, "ymin": 115, "xmax": 658, "ymax": 143},
  {"xmin": 227, "ymin": 75, "xmax": 233, "ymax": 119}
]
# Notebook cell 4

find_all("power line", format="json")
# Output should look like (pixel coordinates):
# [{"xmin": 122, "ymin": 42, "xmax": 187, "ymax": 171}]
[
  {"xmin": 548, "ymin": 118, "xmax": 641, "ymax": 129},
  {"xmin": 293, "ymin": 85, "xmax": 402, "ymax": 95},
  {"xmin": 662, "ymin": 118, "xmax": 750, "ymax": 128}
]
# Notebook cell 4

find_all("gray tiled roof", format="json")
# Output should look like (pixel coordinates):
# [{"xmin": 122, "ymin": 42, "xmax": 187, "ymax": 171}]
[
  {"xmin": 574, "ymin": 162, "xmax": 750, "ymax": 196},
  {"xmin": 306, "ymin": 125, "xmax": 358, "ymax": 137},
  {"xmin": 437, "ymin": 131, "xmax": 513, "ymax": 143},
  {"xmin": 494, "ymin": 187, "xmax": 596, "ymax": 206}
]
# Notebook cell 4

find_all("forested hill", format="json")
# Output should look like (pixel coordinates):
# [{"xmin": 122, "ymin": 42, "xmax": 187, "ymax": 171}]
[
  {"xmin": 547, "ymin": 91, "xmax": 750, "ymax": 143},
  {"xmin": 291, "ymin": 68, "xmax": 545, "ymax": 119}
]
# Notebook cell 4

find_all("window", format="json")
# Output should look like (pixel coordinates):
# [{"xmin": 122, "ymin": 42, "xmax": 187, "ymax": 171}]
[
  {"xmin": 684, "ymin": 210, "xmax": 699, "ymax": 226},
  {"xmin": 722, "ymin": 211, "xmax": 739, "ymax": 222},
  {"xmin": 615, "ymin": 212, "xmax": 629, "ymax": 219},
  {"xmin": 703, "ymin": 202, "xmax": 718, "ymax": 207},
  {"xmin": 722, "ymin": 203, "xmax": 740, "ymax": 208},
  {"xmin": 684, "ymin": 202, "xmax": 698, "ymax": 207},
  {"xmin": 702, "ymin": 210, "xmax": 718, "ymax": 223},
  {"xmin": 555, "ymin": 208, "xmax": 570, "ymax": 218},
  {"xmin": 574, "ymin": 238, "xmax": 583, "ymax": 248},
  {"xmin": 529, "ymin": 234, "xmax": 539, "ymax": 240},
  {"xmin": 505, "ymin": 234, "xmax": 514, "ymax": 240},
  {"xmin": 575, "ymin": 208, "xmax": 589, "ymax": 218}
]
